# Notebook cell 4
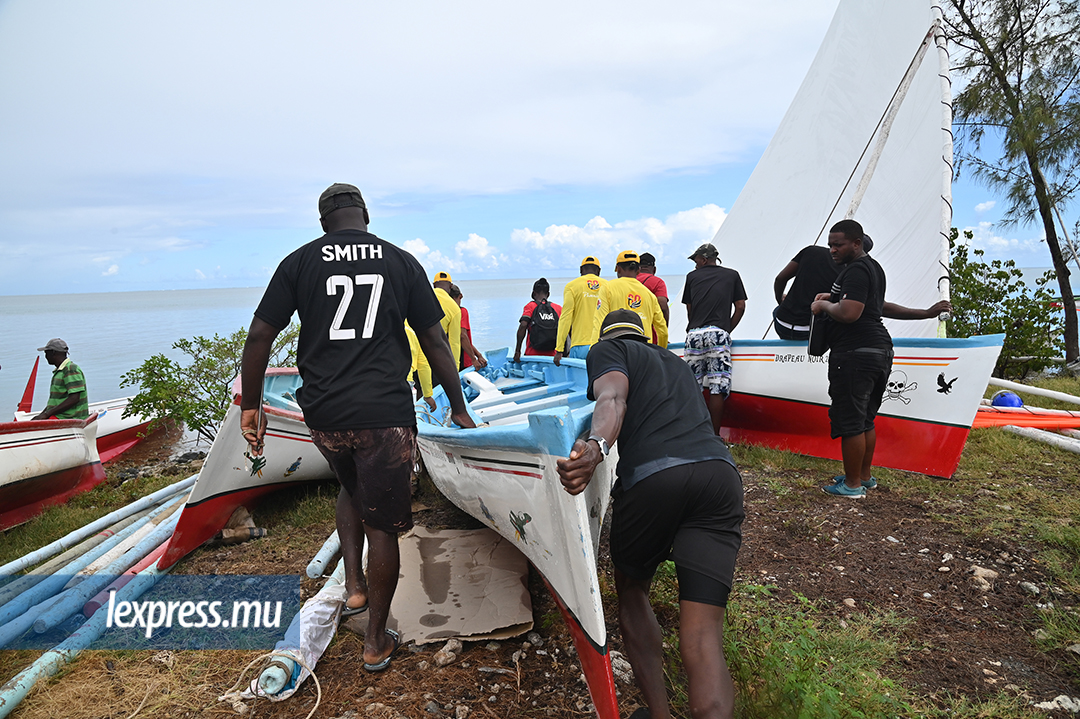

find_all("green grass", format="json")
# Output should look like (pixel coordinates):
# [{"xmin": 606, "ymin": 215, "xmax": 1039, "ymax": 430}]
[
  {"xmin": 727, "ymin": 586, "xmax": 914, "ymax": 719},
  {"xmin": 984, "ymin": 374, "xmax": 1080, "ymax": 411},
  {"xmin": 647, "ymin": 575, "xmax": 1047, "ymax": 719},
  {"xmin": 0, "ymin": 473, "xmax": 182, "ymax": 567}
]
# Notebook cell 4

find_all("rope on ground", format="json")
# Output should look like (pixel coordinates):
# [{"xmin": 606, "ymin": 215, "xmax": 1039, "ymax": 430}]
[
  {"xmin": 121, "ymin": 680, "xmax": 162, "ymax": 719},
  {"xmin": 218, "ymin": 651, "xmax": 322, "ymax": 719}
]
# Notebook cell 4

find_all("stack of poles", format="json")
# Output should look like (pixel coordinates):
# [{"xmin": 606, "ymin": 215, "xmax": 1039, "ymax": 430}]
[
  {"xmin": 0, "ymin": 475, "xmax": 197, "ymax": 719},
  {"xmin": 986, "ymin": 378, "xmax": 1080, "ymax": 455}
]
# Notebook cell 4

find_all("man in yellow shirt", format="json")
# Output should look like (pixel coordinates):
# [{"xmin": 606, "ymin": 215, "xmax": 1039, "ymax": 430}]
[
  {"xmin": 432, "ymin": 271, "xmax": 462, "ymax": 372},
  {"xmin": 404, "ymin": 322, "xmax": 435, "ymax": 410},
  {"xmin": 595, "ymin": 251, "xmax": 668, "ymax": 348},
  {"xmin": 554, "ymin": 256, "xmax": 608, "ymax": 366}
]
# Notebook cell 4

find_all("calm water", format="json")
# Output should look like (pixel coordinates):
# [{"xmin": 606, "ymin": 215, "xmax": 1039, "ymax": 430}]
[{"xmin": 1, "ymin": 278, "xmax": 692, "ymax": 413}]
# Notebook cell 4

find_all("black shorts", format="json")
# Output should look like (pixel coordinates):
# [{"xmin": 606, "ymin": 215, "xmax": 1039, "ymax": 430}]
[
  {"xmin": 610, "ymin": 460, "xmax": 744, "ymax": 607},
  {"xmin": 310, "ymin": 426, "xmax": 417, "ymax": 533},
  {"xmin": 828, "ymin": 349, "xmax": 892, "ymax": 439}
]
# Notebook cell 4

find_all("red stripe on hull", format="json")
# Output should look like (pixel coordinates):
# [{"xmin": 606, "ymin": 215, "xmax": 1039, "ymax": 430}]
[
  {"xmin": 98, "ymin": 421, "xmax": 155, "ymax": 464},
  {"xmin": 461, "ymin": 463, "xmax": 544, "ymax": 479},
  {"xmin": 158, "ymin": 482, "xmax": 305, "ymax": 570},
  {"xmin": 539, "ymin": 576, "xmax": 619, "ymax": 719},
  {"xmin": 721, "ymin": 392, "xmax": 970, "ymax": 478},
  {"xmin": 0, "ymin": 461, "xmax": 106, "ymax": 530}
]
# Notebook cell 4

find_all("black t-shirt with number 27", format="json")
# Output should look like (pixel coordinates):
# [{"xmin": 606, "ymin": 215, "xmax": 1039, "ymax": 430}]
[{"xmin": 255, "ymin": 229, "xmax": 444, "ymax": 431}]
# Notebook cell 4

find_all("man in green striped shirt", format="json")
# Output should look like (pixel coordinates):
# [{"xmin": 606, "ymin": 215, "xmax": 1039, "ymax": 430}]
[{"xmin": 32, "ymin": 338, "xmax": 89, "ymax": 420}]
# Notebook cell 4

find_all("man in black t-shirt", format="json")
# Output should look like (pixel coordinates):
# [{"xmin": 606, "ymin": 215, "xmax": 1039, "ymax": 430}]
[
  {"xmin": 772, "ymin": 245, "xmax": 840, "ymax": 340},
  {"xmin": 557, "ymin": 309, "xmax": 744, "ymax": 719},
  {"xmin": 239, "ymin": 183, "xmax": 474, "ymax": 672},
  {"xmin": 681, "ymin": 242, "xmax": 748, "ymax": 434},
  {"xmin": 810, "ymin": 220, "xmax": 949, "ymax": 499}
]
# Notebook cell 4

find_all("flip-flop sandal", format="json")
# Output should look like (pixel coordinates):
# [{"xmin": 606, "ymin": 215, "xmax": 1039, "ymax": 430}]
[
  {"xmin": 363, "ymin": 628, "xmax": 401, "ymax": 673},
  {"xmin": 341, "ymin": 602, "xmax": 368, "ymax": 618}
]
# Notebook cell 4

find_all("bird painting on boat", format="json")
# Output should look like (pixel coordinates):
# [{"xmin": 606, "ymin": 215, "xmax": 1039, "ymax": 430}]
[{"xmin": 509, "ymin": 511, "xmax": 532, "ymax": 543}]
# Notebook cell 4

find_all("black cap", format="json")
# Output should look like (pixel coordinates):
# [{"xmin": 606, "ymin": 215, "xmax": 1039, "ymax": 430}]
[
  {"xmin": 319, "ymin": 183, "xmax": 369, "ymax": 223},
  {"xmin": 599, "ymin": 309, "xmax": 647, "ymax": 342},
  {"xmin": 688, "ymin": 242, "xmax": 719, "ymax": 260},
  {"xmin": 639, "ymin": 252, "xmax": 656, "ymax": 267}
]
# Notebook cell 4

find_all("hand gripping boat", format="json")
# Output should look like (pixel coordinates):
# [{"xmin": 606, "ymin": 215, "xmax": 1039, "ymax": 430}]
[{"xmin": 415, "ymin": 349, "xmax": 621, "ymax": 719}]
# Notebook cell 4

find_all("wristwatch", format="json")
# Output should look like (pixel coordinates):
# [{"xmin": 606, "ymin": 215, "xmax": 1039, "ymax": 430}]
[{"xmin": 587, "ymin": 435, "xmax": 610, "ymax": 457}]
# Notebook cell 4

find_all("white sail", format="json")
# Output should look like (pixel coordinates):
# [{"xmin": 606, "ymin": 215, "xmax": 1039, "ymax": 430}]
[{"xmin": 712, "ymin": 0, "xmax": 951, "ymax": 338}]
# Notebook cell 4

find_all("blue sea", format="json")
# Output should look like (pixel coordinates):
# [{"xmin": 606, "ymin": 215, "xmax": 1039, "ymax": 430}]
[{"xmin": 1, "ymin": 278, "xmax": 693, "ymax": 414}]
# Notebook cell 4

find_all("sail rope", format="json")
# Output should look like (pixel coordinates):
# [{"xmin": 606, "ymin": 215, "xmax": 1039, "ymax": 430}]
[
  {"xmin": 763, "ymin": 21, "xmax": 943, "ymax": 340},
  {"xmin": 809, "ymin": 24, "xmax": 939, "ymax": 248}
]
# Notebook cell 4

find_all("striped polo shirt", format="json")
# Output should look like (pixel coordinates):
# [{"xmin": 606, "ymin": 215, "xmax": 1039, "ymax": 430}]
[{"xmin": 46, "ymin": 358, "xmax": 89, "ymax": 419}]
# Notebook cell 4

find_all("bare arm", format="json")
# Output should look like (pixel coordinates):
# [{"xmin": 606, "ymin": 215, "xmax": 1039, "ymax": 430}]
[
  {"xmin": 513, "ymin": 318, "xmax": 528, "ymax": 362},
  {"xmin": 774, "ymin": 260, "xmax": 799, "ymax": 305},
  {"xmin": 33, "ymin": 394, "xmax": 81, "ymax": 420},
  {"xmin": 882, "ymin": 299, "xmax": 952, "ymax": 320},
  {"xmin": 416, "ymin": 323, "xmax": 476, "ymax": 429},
  {"xmin": 460, "ymin": 326, "xmax": 488, "ymax": 369},
  {"xmin": 556, "ymin": 371, "xmax": 627, "ymax": 495},
  {"xmin": 239, "ymin": 317, "xmax": 281, "ymax": 454},
  {"xmin": 730, "ymin": 299, "xmax": 746, "ymax": 332},
  {"xmin": 811, "ymin": 297, "xmax": 865, "ymax": 323},
  {"xmin": 657, "ymin": 295, "xmax": 670, "ymax": 324}
]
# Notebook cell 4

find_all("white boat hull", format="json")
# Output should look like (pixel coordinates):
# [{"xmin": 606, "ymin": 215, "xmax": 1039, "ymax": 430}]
[
  {"xmin": 0, "ymin": 415, "xmax": 105, "ymax": 529},
  {"xmin": 672, "ymin": 335, "xmax": 1004, "ymax": 478}
]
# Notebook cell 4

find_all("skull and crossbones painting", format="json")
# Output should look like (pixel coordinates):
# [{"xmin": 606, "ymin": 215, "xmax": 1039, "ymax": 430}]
[{"xmin": 883, "ymin": 370, "xmax": 917, "ymax": 404}]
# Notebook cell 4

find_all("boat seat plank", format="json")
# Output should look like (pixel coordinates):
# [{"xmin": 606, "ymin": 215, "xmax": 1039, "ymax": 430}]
[
  {"xmin": 470, "ymin": 381, "xmax": 577, "ymax": 410},
  {"xmin": 480, "ymin": 390, "xmax": 589, "ymax": 423},
  {"xmin": 492, "ymin": 377, "xmax": 544, "ymax": 393}
]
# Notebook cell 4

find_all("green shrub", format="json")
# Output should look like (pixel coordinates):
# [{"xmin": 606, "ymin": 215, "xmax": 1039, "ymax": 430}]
[
  {"xmin": 948, "ymin": 229, "xmax": 1063, "ymax": 379},
  {"xmin": 120, "ymin": 324, "xmax": 299, "ymax": 442}
]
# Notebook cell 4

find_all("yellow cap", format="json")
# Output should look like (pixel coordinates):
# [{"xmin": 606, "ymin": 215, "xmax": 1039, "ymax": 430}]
[
  {"xmin": 433, "ymin": 271, "xmax": 452, "ymax": 283},
  {"xmin": 615, "ymin": 250, "xmax": 639, "ymax": 265},
  {"xmin": 580, "ymin": 256, "xmax": 600, "ymax": 267}
]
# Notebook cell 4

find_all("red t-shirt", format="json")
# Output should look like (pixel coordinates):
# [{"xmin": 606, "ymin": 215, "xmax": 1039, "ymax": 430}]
[
  {"xmin": 520, "ymin": 300, "xmax": 563, "ymax": 356},
  {"xmin": 461, "ymin": 306, "xmax": 473, "ymax": 368},
  {"xmin": 637, "ymin": 272, "xmax": 668, "ymax": 344},
  {"xmin": 637, "ymin": 272, "xmax": 668, "ymax": 299}
]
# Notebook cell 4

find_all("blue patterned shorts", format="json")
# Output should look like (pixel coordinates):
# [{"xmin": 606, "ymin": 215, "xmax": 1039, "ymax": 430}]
[{"xmin": 684, "ymin": 326, "xmax": 732, "ymax": 397}]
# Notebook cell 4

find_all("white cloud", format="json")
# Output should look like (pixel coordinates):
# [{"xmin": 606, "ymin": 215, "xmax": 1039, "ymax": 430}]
[
  {"xmin": 0, "ymin": 2, "xmax": 834, "ymax": 197},
  {"xmin": 153, "ymin": 236, "xmax": 203, "ymax": 252},
  {"xmin": 101, "ymin": 264, "xmax": 119, "ymax": 276},
  {"xmin": 975, "ymin": 200, "xmax": 997, "ymax": 213},
  {"xmin": 194, "ymin": 269, "xmax": 206, "ymax": 279},
  {"xmin": 509, "ymin": 204, "xmax": 726, "ymax": 271},
  {"xmin": 959, "ymin": 221, "xmax": 1050, "ymax": 263},
  {"xmin": 457, "ymin": 233, "xmax": 495, "ymax": 259},
  {"xmin": 380, "ymin": 204, "xmax": 729, "ymax": 278}
]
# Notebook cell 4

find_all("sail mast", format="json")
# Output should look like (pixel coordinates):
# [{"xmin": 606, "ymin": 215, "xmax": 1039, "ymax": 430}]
[{"xmin": 932, "ymin": 2, "xmax": 953, "ymax": 337}]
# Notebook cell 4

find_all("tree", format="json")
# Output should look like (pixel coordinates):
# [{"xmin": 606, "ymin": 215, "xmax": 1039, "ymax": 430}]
[
  {"xmin": 949, "ymin": 228, "xmax": 1063, "ymax": 378},
  {"xmin": 944, "ymin": 0, "xmax": 1080, "ymax": 364},
  {"xmin": 121, "ymin": 324, "xmax": 299, "ymax": 442}
]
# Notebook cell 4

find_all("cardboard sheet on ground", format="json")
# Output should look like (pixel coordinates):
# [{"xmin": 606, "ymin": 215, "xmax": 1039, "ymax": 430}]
[{"xmin": 345, "ymin": 526, "xmax": 533, "ymax": 645}]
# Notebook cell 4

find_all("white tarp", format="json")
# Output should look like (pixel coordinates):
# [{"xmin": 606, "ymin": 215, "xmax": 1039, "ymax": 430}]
[{"xmin": 712, "ymin": 0, "xmax": 949, "ymax": 339}]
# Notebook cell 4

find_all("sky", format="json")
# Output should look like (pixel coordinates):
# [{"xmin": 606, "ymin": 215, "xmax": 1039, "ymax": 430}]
[{"xmin": 0, "ymin": 0, "xmax": 1062, "ymax": 298}]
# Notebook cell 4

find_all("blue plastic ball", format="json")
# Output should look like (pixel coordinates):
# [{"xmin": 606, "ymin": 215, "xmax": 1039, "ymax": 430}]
[{"xmin": 991, "ymin": 390, "xmax": 1024, "ymax": 408}]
